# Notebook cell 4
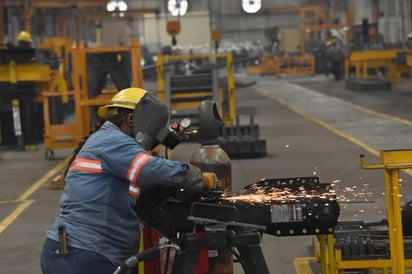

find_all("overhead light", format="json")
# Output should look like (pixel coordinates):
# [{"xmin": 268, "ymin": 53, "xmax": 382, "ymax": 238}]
[
  {"xmin": 106, "ymin": 0, "xmax": 128, "ymax": 12},
  {"xmin": 242, "ymin": 0, "xmax": 262, "ymax": 14},
  {"xmin": 168, "ymin": 0, "xmax": 188, "ymax": 16},
  {"xmin": 118, "ymin": 1, "xmax": 128, "ymax": 12},
  {"xmin": 106, "ymin": 0, "xmax": 117, "ymax": 12}
]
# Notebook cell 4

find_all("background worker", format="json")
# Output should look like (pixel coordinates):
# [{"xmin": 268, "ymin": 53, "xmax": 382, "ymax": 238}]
[
  {"xmin": 406, "ymin": 33, "xmax": 412, "ymax": 49},
  {"xmin": 16, "ymin": 30, "xmax": 33, "ymax": 48},
  {"xmin": 325, "ymin": 35, "xmax": 345, "ymax": 80},
  {"xmin": 40, "ymin": 87, "xmax": 212, "ymax": 274},
  {"xmin": 6, "ymin": 31, "xmax": 33, "ymax": 49}
]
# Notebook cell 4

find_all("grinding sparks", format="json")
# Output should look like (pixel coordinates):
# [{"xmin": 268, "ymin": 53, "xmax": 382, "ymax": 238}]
[{"xmin": 218, "ymin": 178, "xmax": 337, "ymax": 205}]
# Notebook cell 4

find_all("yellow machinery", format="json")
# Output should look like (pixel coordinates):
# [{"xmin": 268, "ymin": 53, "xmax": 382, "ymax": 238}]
[
  {"xmin": 247, "ymin": 4, "xmax": 349, "ymax": 76},
  {"xmin": 263, "ymin": 5, "xmax": 350, "ymax": 56},
  {"xmin": 256, "ymin": 53, "xmax": 315, "ymax": 76},
  {"xmin": 295, "ymin": 150, "xmax": 412, "ymax": 274},
  {"xmin": 42, "ymin": 39, "xmax": 143, "ymax": 158},
  {"xmin": 345, "ymin": 49, "xmax": 412, "ymax": 84},
  {"xmin": 156, "ymin": 53, "xmax": 236, "ymax": 126},
  {"xmin": 0, "ymin": 47, "xmax": 65, "ymax": 149},
  {"xmin": 38, "ymin": 36, "xmax": 75, "ymax": 81}
]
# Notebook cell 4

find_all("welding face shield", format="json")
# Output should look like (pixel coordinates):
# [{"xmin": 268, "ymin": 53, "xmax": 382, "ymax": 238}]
[{"xmin": 132, "ymin": 93, "xmax": 184, "ymax": 150}]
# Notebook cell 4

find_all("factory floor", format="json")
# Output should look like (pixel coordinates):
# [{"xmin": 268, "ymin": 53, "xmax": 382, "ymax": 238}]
[{"xmin": 1, "ymin": 74, "xmax": 412, "ymax": 274}]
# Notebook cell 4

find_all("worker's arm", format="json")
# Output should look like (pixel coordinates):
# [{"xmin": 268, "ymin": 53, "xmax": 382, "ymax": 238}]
[{"xmin": 102, "ymin": 135, "xmax": 213, "ymax": 192}]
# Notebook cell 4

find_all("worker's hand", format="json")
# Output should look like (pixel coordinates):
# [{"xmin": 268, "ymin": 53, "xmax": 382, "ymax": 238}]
[
  {"xmin": 176, "ymin": 164, "xmax": 216, "ymax": 202},
  {"xmin": 182, "ymin": 164, "xmax": 204, "ymax": 192}
]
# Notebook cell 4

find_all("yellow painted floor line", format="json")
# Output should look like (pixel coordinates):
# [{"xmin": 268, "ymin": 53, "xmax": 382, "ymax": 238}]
[
  {"xmin": 17, "ymin": 158, "xmax": 69, "ymax": 201},
  {"xmin": 253, "ymin": 86, "xmax": 412, "ymax": 177},
  {"xmin": 294, "ymin": 257, "xmax": 315, "ymax": 274},
  {"xmin": 0, "ymin": 199, "xmax": 34, "ymax": 234},
  {"xmin": 0, "ymin": 157, "xmax": 69, "ymax": 235}
]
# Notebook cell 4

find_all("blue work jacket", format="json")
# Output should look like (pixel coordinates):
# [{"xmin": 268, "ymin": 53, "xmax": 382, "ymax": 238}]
[{"xmin": 46, "ymin": 121, "xmax": 190, "ymax": 265}]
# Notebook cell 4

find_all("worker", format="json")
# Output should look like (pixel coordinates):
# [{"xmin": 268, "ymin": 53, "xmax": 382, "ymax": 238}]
[
  {"xmin": 40, "ymin": 87, "xmax": 213, "ymax": 274},
  {"xmin": 406, "ymin": 33, "xmax": 412, "ymax": 49},
  {"xmin": 16, "ymin": 31, "xmax": 33, "ymax": 48},
  {"xmin": 325, "ymin": 36, "xmax": 344, "ymax": 81},
  {"xmin": 5, "ymin": 31, "xmax": 33, "ymax": 49}
]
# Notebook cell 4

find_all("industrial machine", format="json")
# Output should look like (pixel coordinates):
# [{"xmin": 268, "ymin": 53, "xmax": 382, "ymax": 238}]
[
  {"xmin": 117, "ymin": 176, "xmax": 340, "ymax": 274},
  {"xmin": 0, "ymin": 46, "xmax": 65, "ymax": 150},
  {"xmin": 42, "ymin": 39, "xmax": 143, "ymax": 159},
  {"xmin": 156, "ymin": 53, "xmax": 267, "ymax": 158},
  {"xmin": 156, "ymin": 53, "xmax": 236, "ymax": 126},
  {"xmin": 247, "ymin": 4, "xmax": 350, "ymax": 76},
  {"xmin": 344, "ymin": 19, "xmax": 412, "ymax": 90}
]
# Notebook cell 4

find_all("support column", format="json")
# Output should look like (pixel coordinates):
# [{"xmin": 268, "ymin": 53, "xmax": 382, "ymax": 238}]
[{"xmin": 0, "ymin": 0, "xmax": 4, "ymax": 44}]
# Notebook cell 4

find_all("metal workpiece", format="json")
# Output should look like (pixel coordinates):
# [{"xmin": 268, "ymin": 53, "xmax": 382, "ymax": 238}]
[
  {"xmin": 219, "ymin": 177, "xmax": 340, "ymax": 236},
  {"xmin": 134, "ymin": 175, "xmax": 339, "ymax": 274},
  {"xmin": 135, "ymin": 176, "xmax": 339, "ymax": 240}
]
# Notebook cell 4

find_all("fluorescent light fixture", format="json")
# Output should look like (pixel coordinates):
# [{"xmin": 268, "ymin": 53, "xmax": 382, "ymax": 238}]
[
  {"xmin": 242, "ymin": 0, "xmax": 262, "ymax": 14},
  {"xmin": 168, "ymin": 0, "xmax": 188, "ymax": 16},
  {"xmin": 118, "ymin": 1, "xmax": 128, "ymax": 12},
  {"xmin": 106, "ymin": 0, "xmax": 128, "ymax": 12},
  {"xmin": 106, "ymin": 0, "xmax": 117, "ymax": 12}
]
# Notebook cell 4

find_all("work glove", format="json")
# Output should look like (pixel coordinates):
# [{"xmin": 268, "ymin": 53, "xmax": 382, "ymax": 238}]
[
  {"xmin": 202, "ymin": 172, "xmax": 218, "ymax": 190},
  {"xmin": 175, "ymin": 165, "xmax": 218, "ymax": 202},
  {"xmin": 180, "ymin": 164, "xmax": 204, "ymax": 193}
]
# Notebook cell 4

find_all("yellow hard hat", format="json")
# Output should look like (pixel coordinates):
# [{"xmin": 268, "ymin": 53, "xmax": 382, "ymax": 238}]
[
  {"xmin": 17, "ymin": 31, "xmax": 33, "ymax": 43},
  {"xmin": 97, "ymin": 87, "xmax": 147, "ymax": 118}
]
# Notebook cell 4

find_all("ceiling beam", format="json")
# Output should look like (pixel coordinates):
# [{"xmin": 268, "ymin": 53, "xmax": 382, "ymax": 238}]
[{"xmin": 5, "ymin": 1, "xmax": 107, "ymax": 8}]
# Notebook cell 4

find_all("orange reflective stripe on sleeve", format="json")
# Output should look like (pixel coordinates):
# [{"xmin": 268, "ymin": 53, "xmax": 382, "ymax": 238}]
[
  {"xmin": 127, "ymin": 153, "xmax": 151, "ymax": 198},
  {"xmin": 128, "ymin": 185, "xmax": 141, "ymax": 198},
  {"xmin": 127, "ymin": 153, "xmax": 152, "ymax": 183},
  {"xmin": 69, "ymin": 158, "xmax": 103, "ymax": 173}
]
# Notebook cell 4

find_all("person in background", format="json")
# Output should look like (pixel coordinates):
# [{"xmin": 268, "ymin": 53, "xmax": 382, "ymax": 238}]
[
  {"xmin": 12, "ymin": 31, "xmax": 33, "ymax": 48},
  {"xmin": 406, "ymin": 33, "xmax": 412, "ymax": 49},
  {"xmin": 325, "ymin": 36, "xmax": 345, "ymax": 81},
  {"xmin": 40, "ymin": 87, "xmax": 213, "ymax": 274},
  {"xmin": 4, "ymin": 31, "xmax": 33, "ymax": 49}
]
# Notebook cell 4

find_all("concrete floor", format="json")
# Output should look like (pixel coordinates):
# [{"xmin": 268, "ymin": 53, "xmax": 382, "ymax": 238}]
[{"xmin": 1, "ymin": 74, "xmax": 412, "ymax": 273}]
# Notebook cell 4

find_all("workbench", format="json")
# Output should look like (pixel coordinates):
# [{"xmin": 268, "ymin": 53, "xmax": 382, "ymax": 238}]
[{"xmin": 345, "ymin": 49, "xmax": 411, "ymax": 83}]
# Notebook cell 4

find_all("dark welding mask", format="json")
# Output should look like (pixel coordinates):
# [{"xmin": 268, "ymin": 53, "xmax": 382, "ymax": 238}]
[{"xmin": 132, "ymin": 93, "xmax": 184, "ymax": 150}]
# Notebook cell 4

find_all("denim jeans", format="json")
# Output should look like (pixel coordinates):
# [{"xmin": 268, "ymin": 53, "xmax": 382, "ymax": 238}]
[{"xmin": 40, "ymin": 238, "xmax": 118, "ymax": 274}]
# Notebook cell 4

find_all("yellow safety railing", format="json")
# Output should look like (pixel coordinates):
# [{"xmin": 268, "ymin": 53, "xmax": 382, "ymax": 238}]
[{"xmin": 299, "ymin": 150, "xmax": 412, "ymax": 274}]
